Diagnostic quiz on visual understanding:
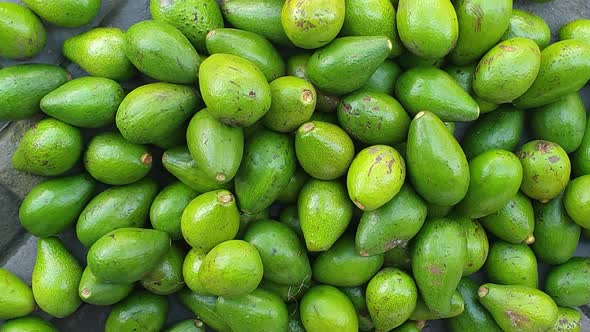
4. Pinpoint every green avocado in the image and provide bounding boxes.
[63,28,135,81]
[76,178,158,247]
[206,28,285,81]
[300,285,358,332]
[383,244,412,270]
[0,316,58,332]
[531,93,587,153]
[262,76,317,133]
[295,121,355,180]
[0,269,34,319]
[150,181,198,240]
[339,287,374,332]
[397,0,458,59]
[278,205,303,237]
[337,90,410,145]
[116,82,200,145]
[78,267,134,306]
[199,53,271,127]
[20,173,95,238]
[451,217,489,276]
[548,307,582,332]
[533,192,581,265]
[87,228,171,284]
[307,36,393,95]
[513,39,590,109]
[125,20,200,84]
[448,278,502,332]
[238,208,270,238]
[216,288,289,332]
[361,59,402,94]
[393,321,425,332]
[445,63,476,93]
[141,244,185,295]
[564,175,590,229]
[412,218,466,316]
[406,111,470,206]
[277,169,308,204]
[395,66,479,121]
[397,52,446,69]
[177,289,231,332]
[150,0,223,53]
[570,115,590,177]
[22,0,99,27]
[298,179,353,252]
[560,18,590,43]
[235,130,296,213]
[105,290,168,332]
[480,191,535,244]
[12,118,82,176]
[281,0,344,49]
[517,140,571,203]
[258,278,312,303]
[473,37,541,104]
[164,319,205,332]
[426,203,453,219]
[502,9,551,49]
[461,105,525,159]
[0,64,69,120]
[454,149,523,218]
[41,77,124,128]
[485,241,538,288]
[545,257,590,307]
[32,238,82,318]
[347,145,406,211]
[183,248,210,295]
[356,184,427,257]
[450,0,512,65]
[0,3,46,60]
[410,291,465,320]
